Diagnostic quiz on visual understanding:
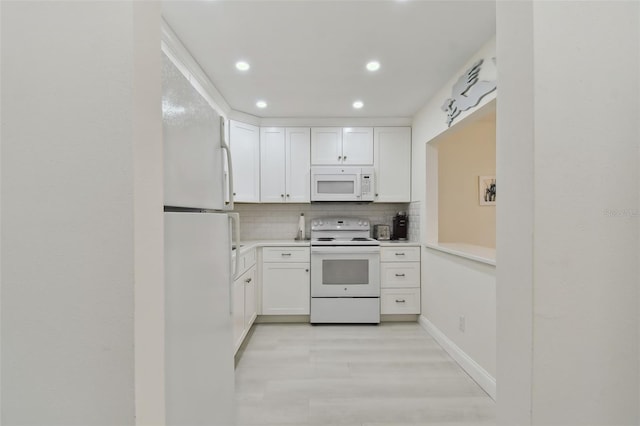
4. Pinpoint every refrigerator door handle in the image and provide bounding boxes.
[220,117,235,211]
[229,213,241,280]
[228,212,241,315]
